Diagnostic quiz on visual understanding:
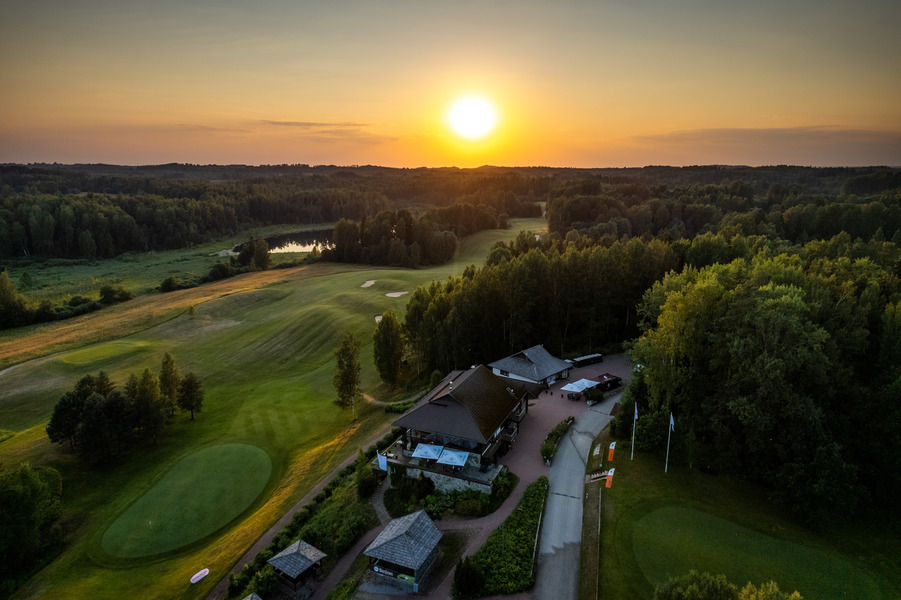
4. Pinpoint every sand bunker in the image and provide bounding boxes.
[386,291,408,298]
[361,280,376,288]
